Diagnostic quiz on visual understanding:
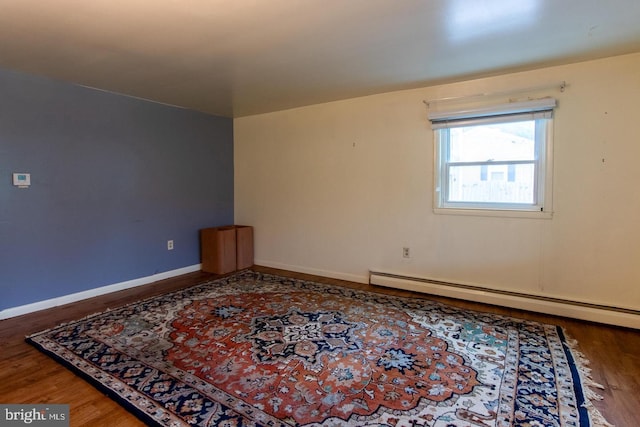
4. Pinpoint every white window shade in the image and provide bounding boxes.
[428,98,557,129]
